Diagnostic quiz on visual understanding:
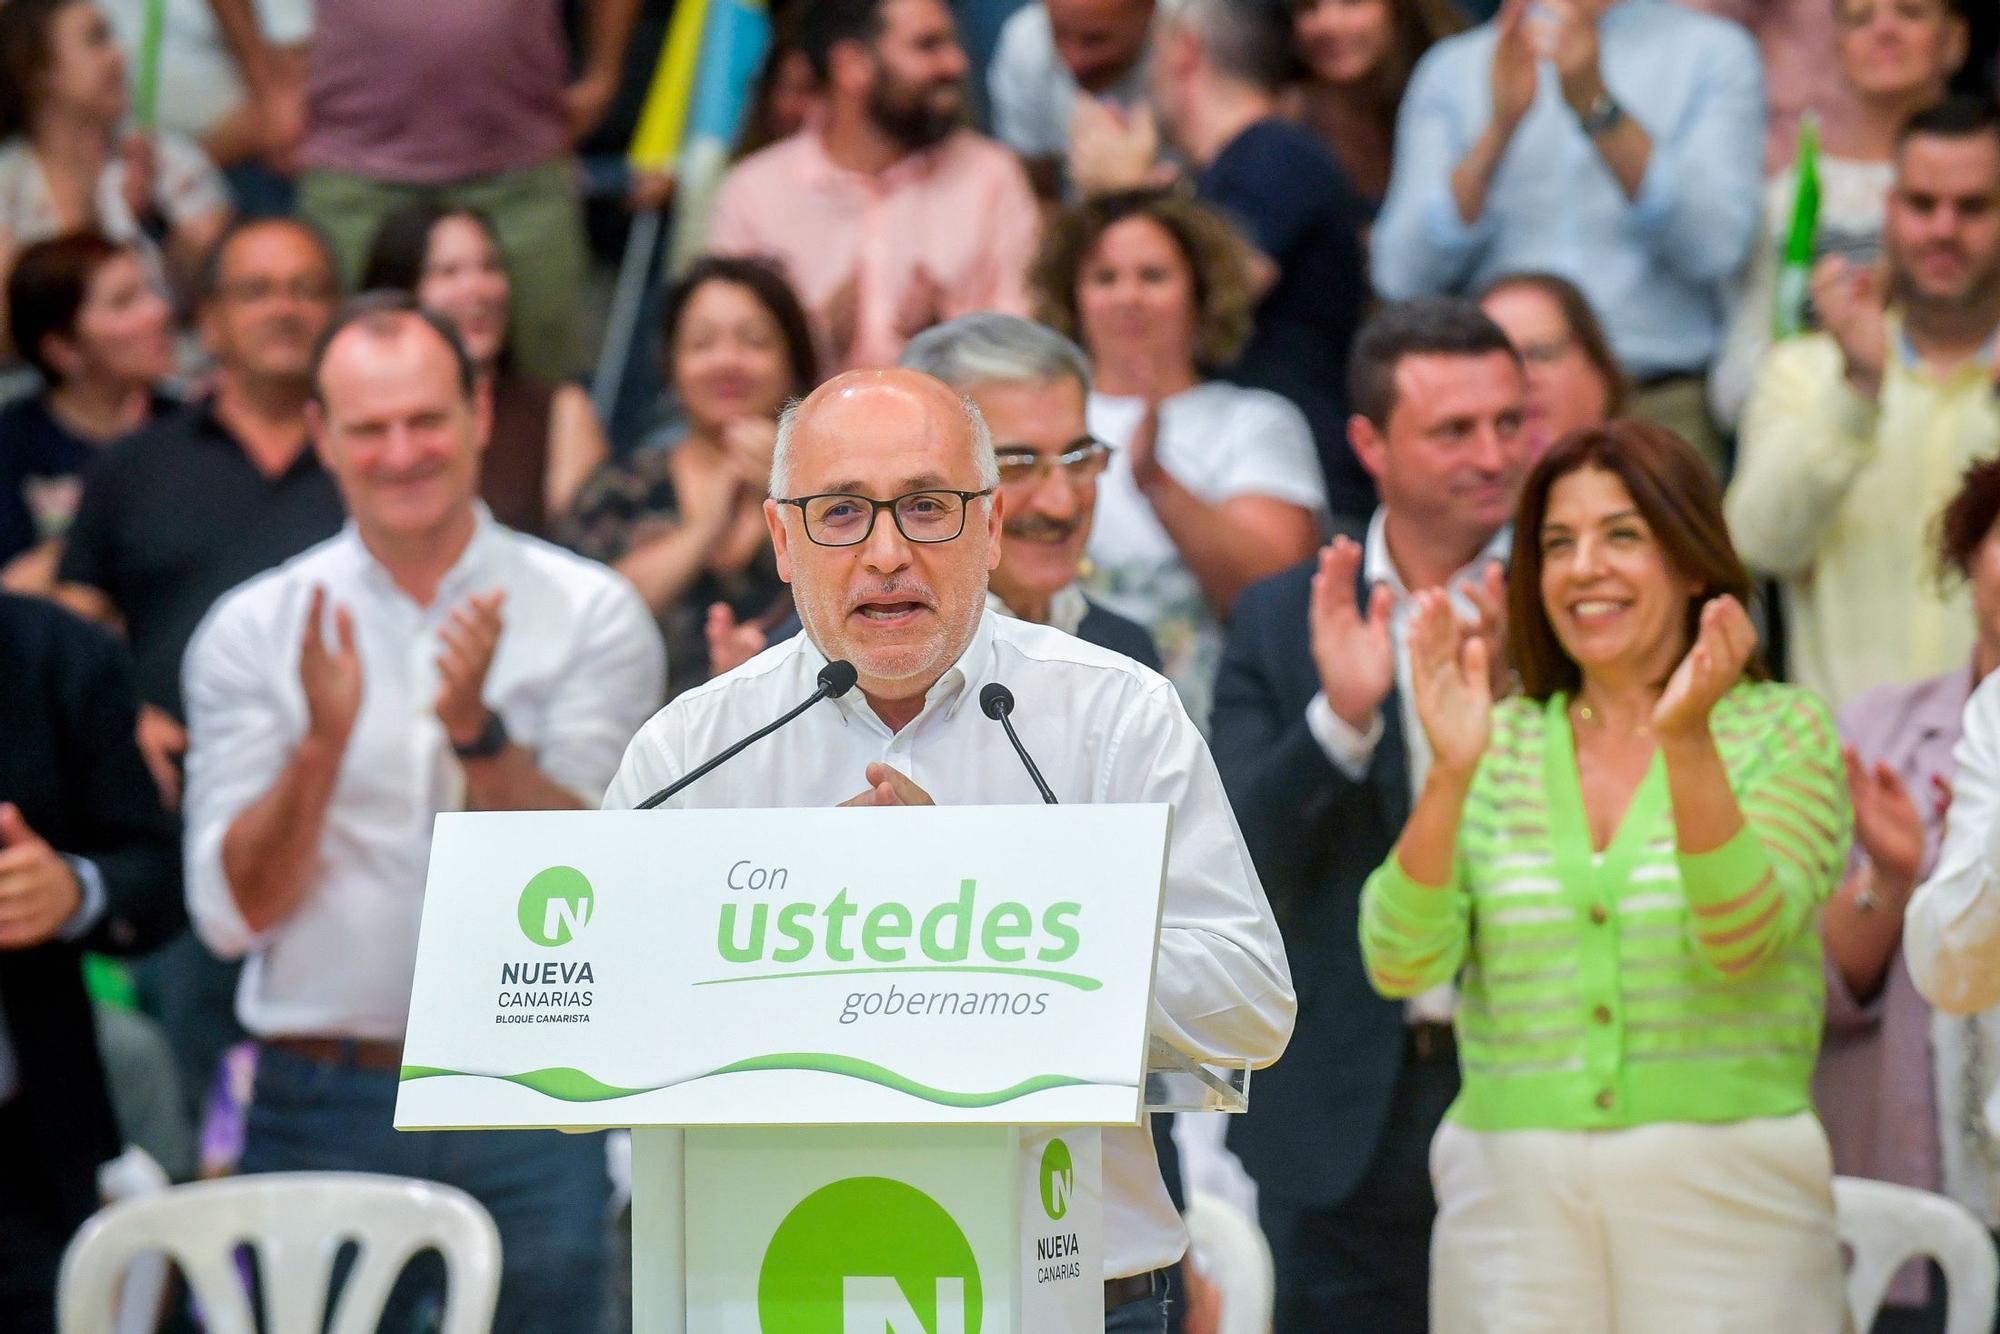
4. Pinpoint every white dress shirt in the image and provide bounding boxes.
[603,608,1295,1280]
[1304,508,1511,1025]
[1908,670,2000,1016]
[182,510,665,1041]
